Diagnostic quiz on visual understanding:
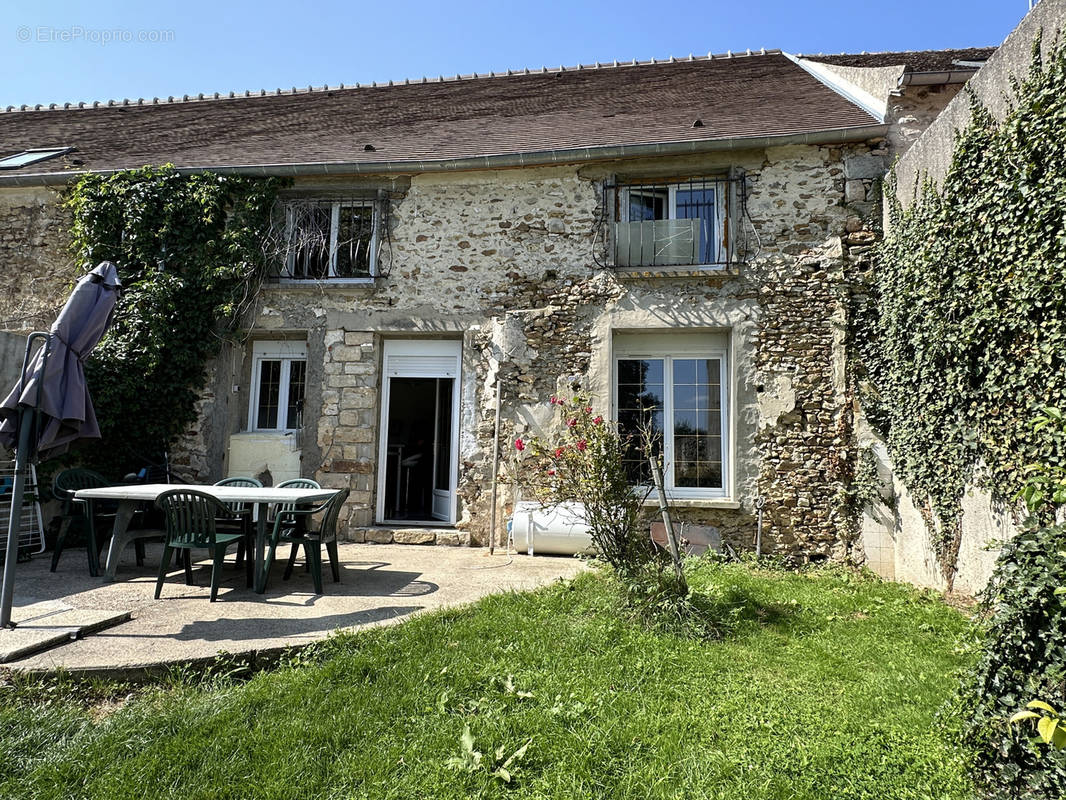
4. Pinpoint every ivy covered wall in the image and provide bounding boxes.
[856,33,1066,589]
[64,166,286,476]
